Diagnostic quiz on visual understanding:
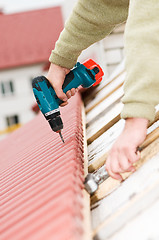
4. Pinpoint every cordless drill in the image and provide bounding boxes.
[32,59,104,142]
